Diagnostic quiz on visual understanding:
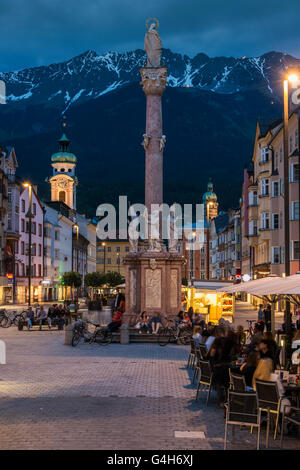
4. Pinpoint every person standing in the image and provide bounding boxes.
[263,304,272,332]
[295,307,300,330]
[257,304,265,330]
